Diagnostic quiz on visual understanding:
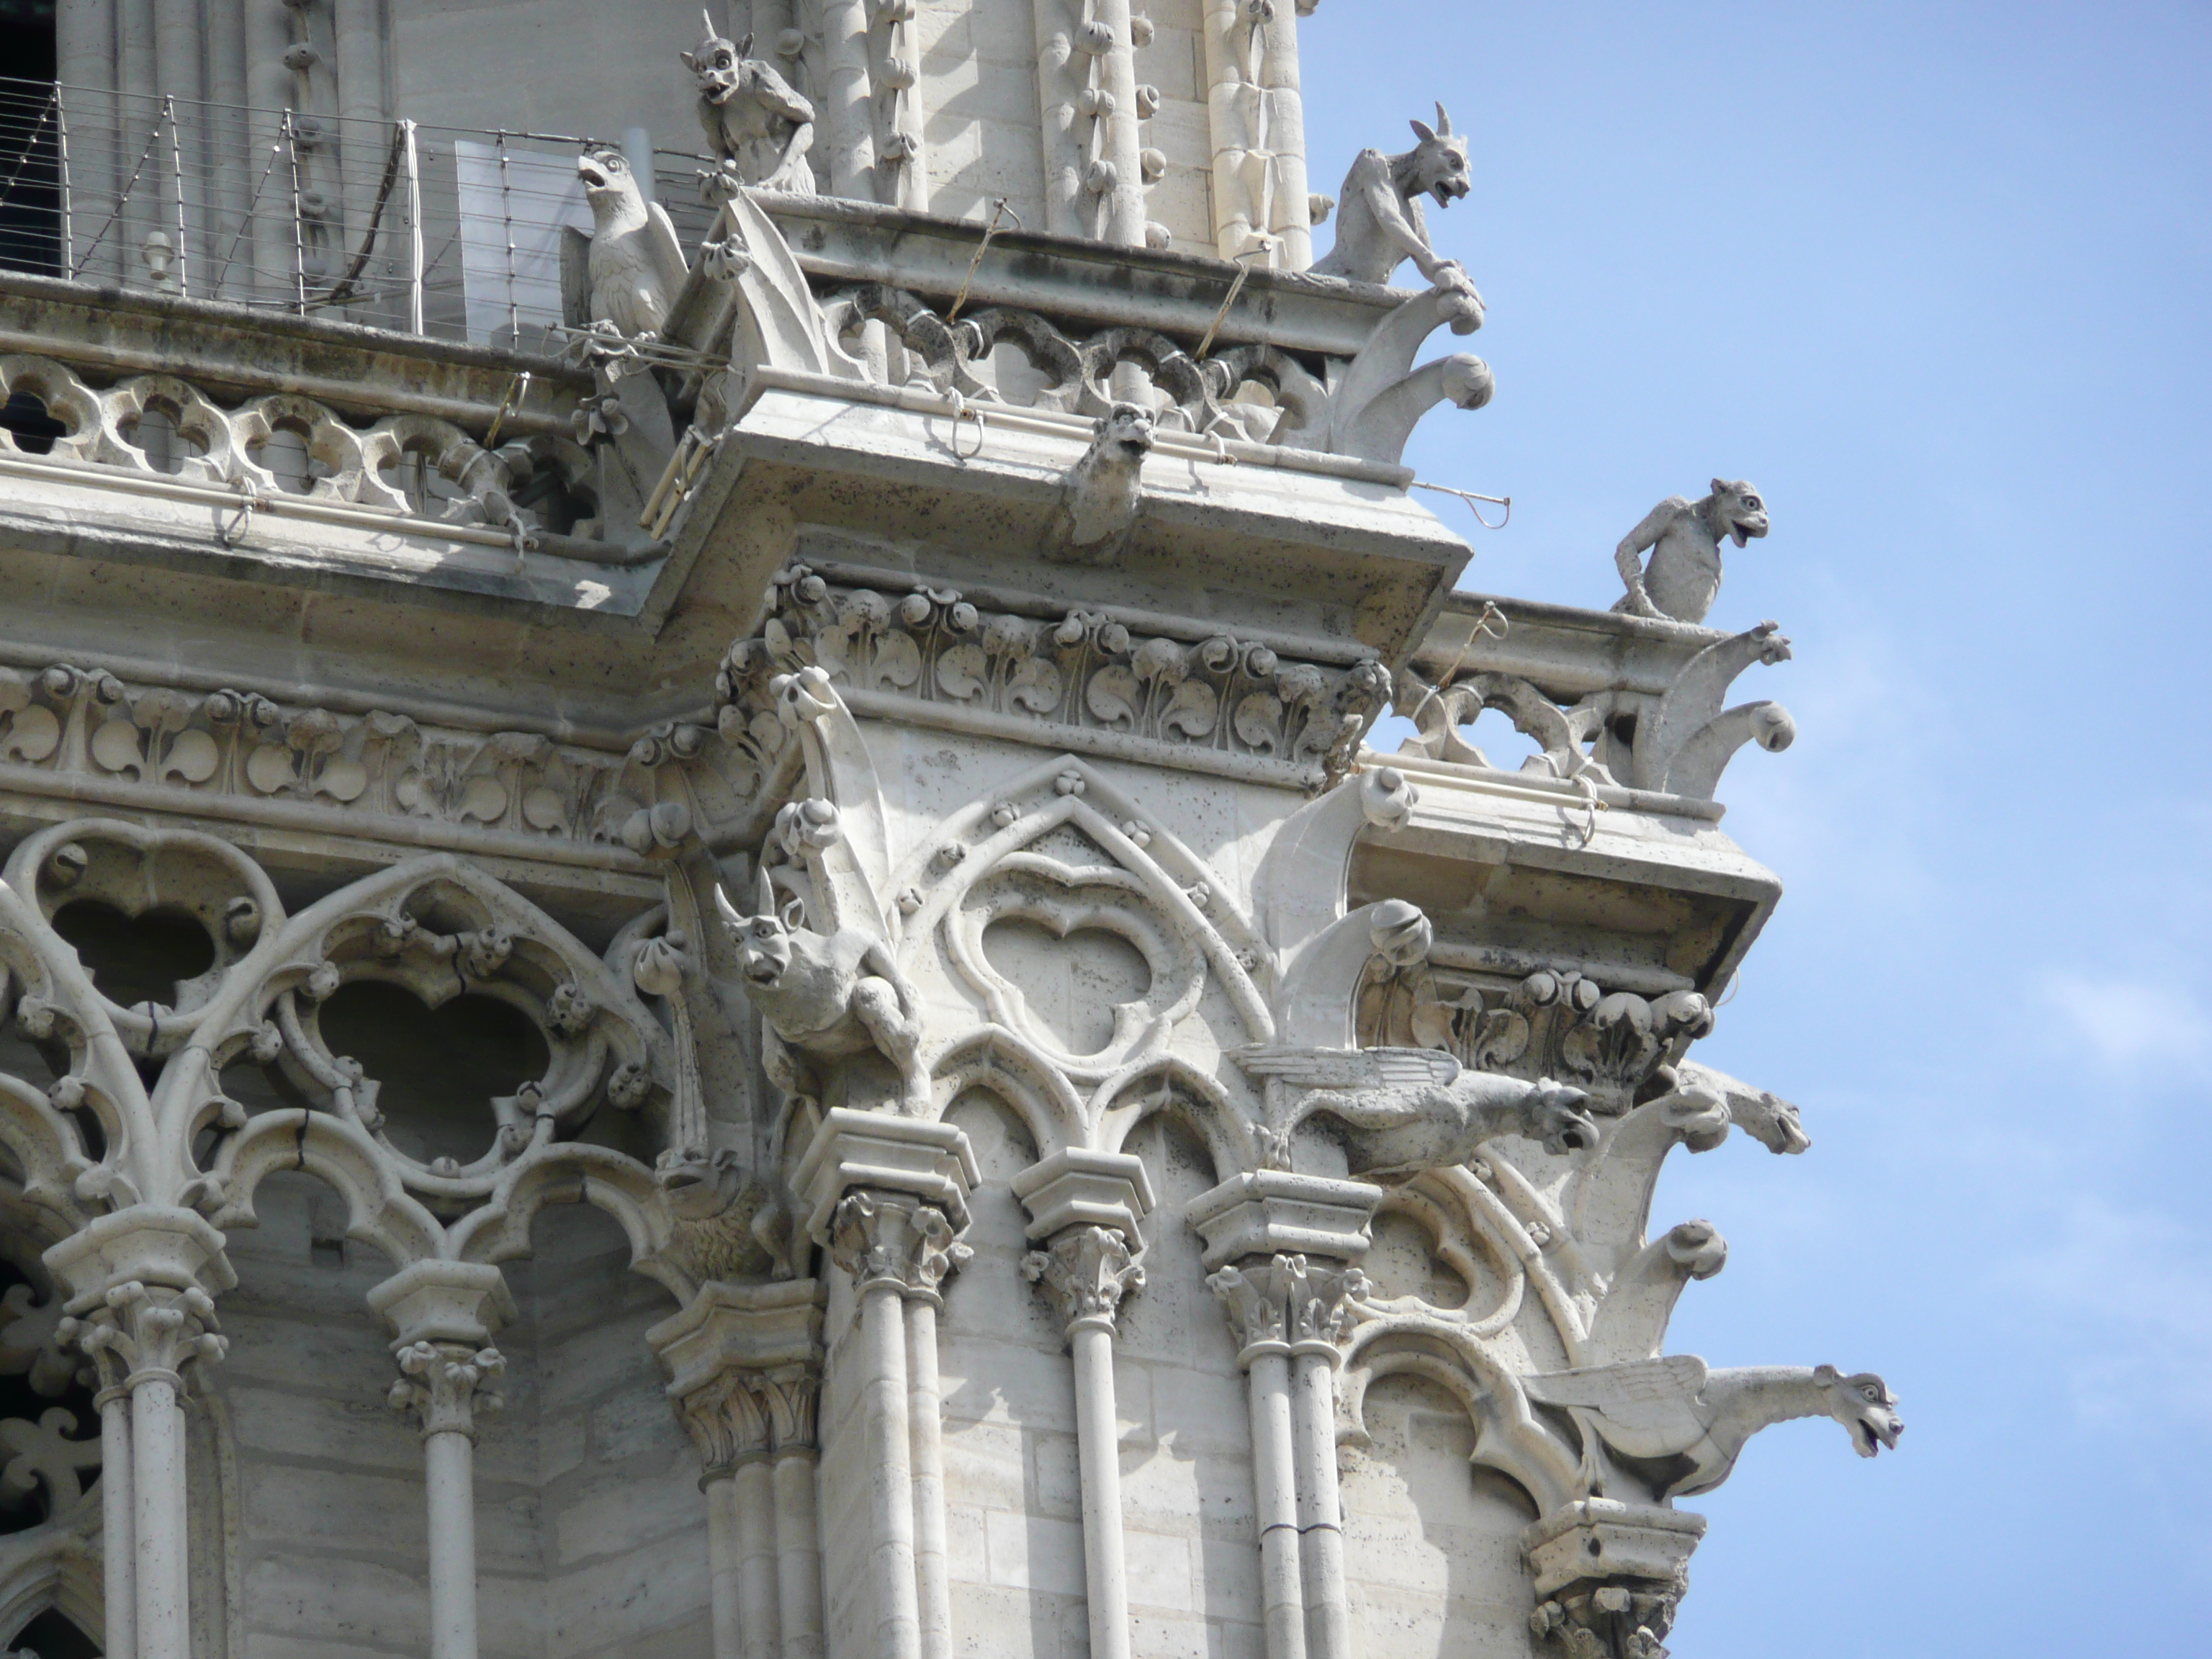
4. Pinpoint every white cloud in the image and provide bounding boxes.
[2038,971,2212,1071]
